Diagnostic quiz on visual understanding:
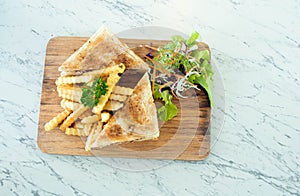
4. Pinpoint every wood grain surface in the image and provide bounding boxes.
[37,37,211,161]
